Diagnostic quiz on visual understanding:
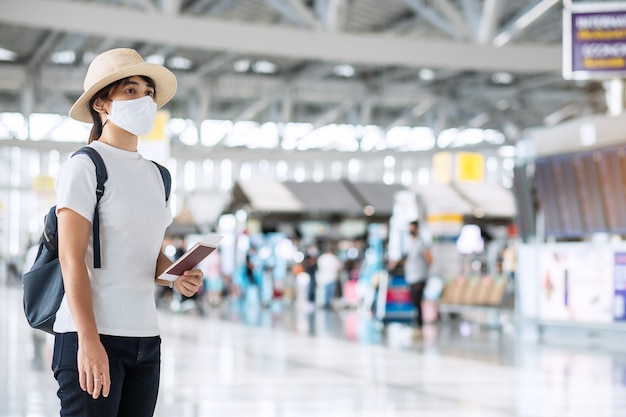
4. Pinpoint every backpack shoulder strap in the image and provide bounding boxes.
[73,147,108,202]
[72,146,108,268]
[151,161,171,202]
